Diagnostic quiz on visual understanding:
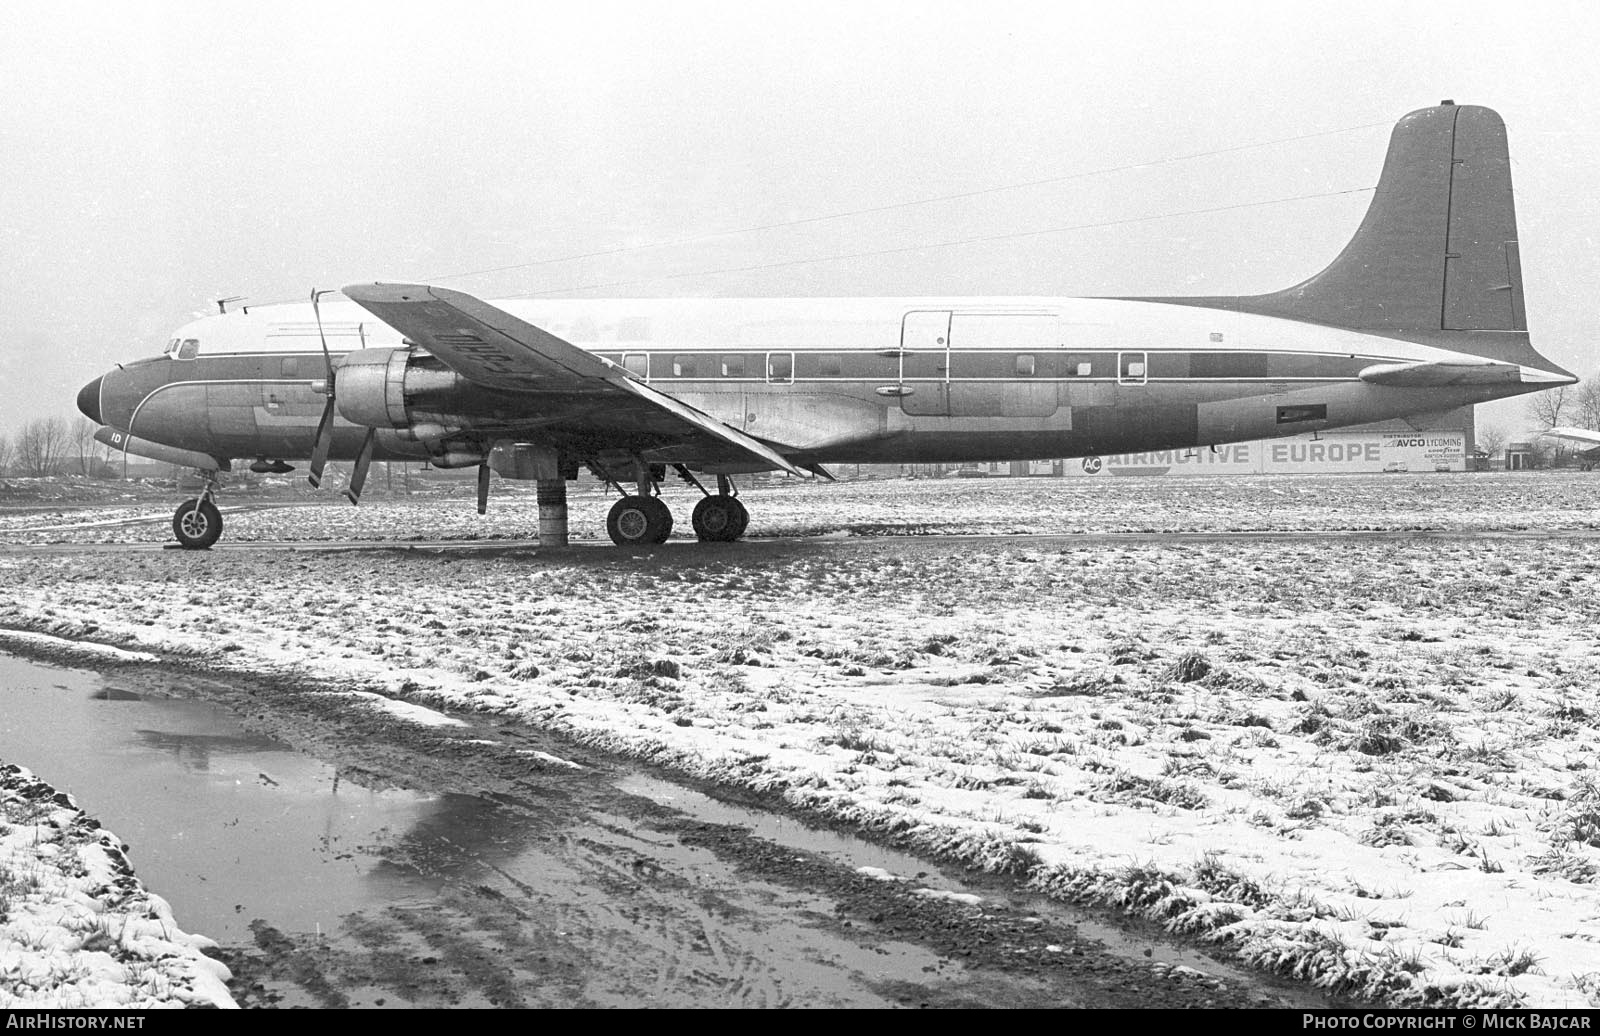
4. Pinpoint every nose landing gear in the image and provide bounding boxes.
[172,470,224,550]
